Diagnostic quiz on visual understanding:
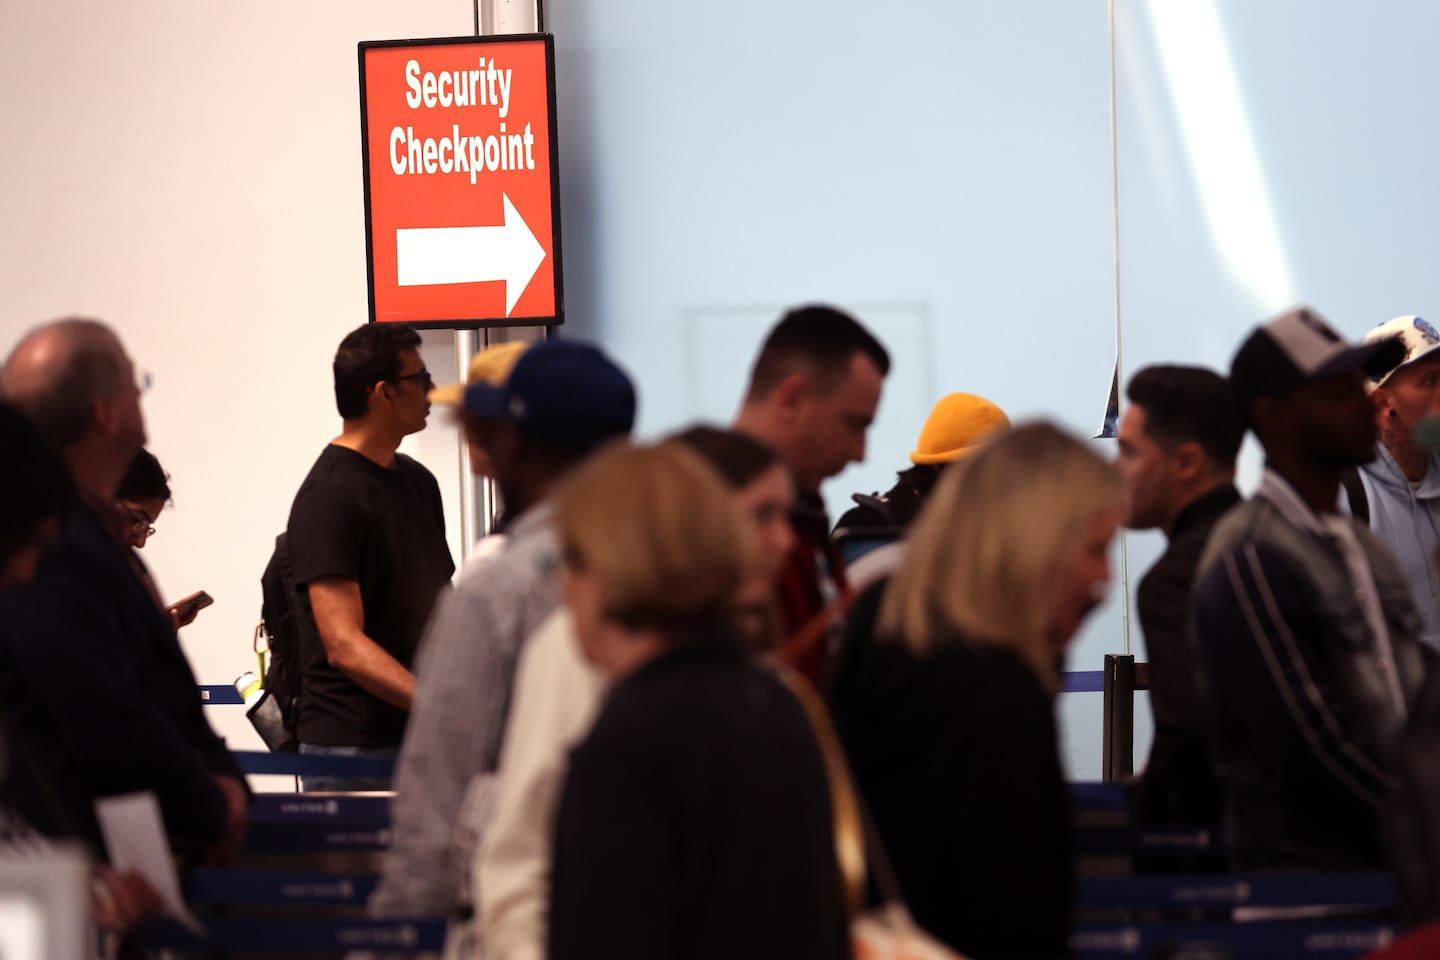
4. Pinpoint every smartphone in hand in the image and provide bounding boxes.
[168,590,213,628]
